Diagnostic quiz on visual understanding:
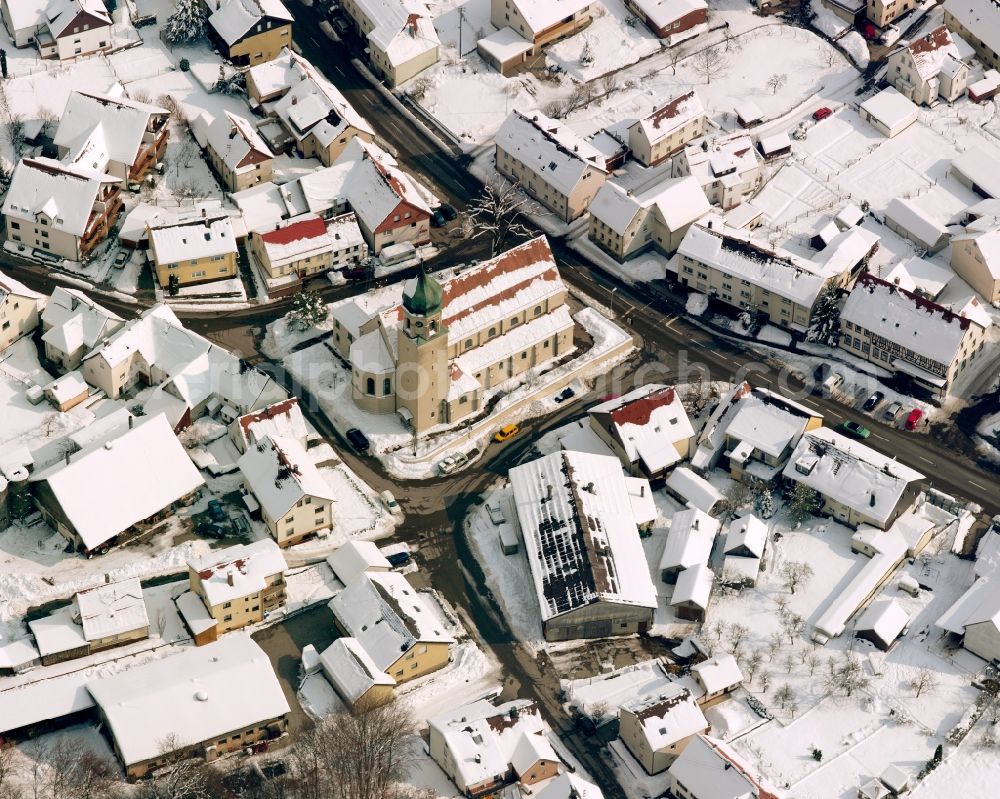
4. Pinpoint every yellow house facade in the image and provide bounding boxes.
[207,0,294,66]
[148,213,239,288]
